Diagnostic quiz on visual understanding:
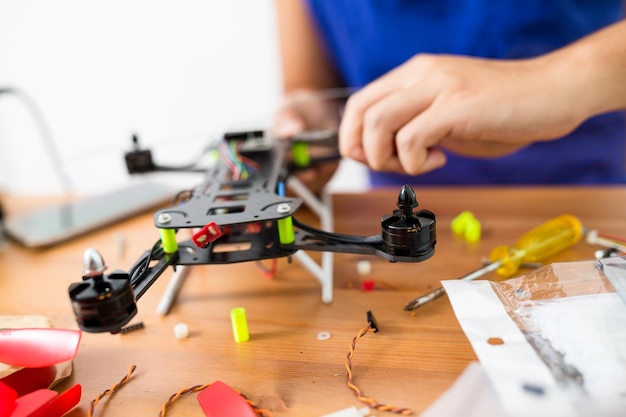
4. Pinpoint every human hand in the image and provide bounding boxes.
[273,90,344,137]
[273,90,345,194]
[339,53,588,175]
